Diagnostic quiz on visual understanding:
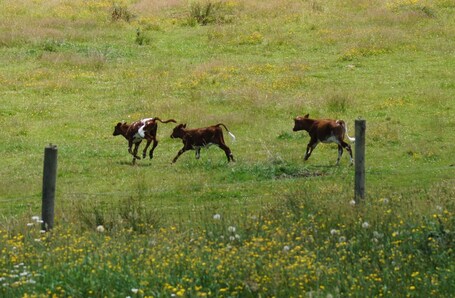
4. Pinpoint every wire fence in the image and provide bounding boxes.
[1,165,454,215]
